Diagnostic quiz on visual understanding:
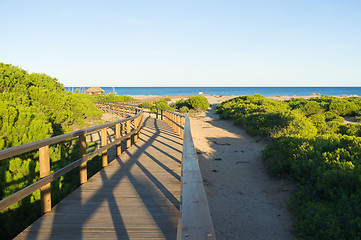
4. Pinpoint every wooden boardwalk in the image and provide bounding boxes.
[15,117,182,239]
